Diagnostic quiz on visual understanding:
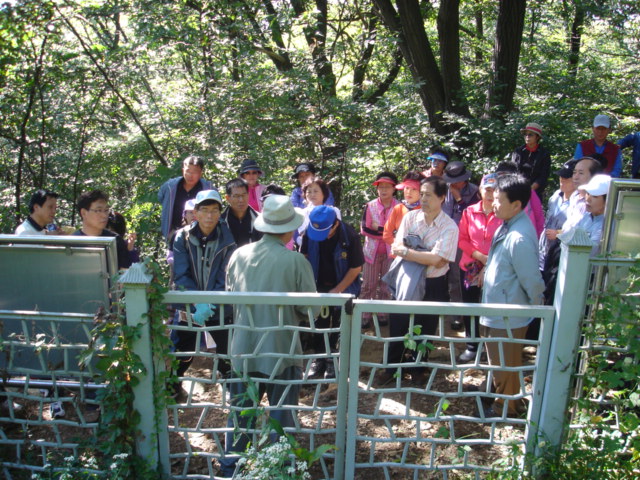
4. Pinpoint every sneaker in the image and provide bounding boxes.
[458,349,478,363]
[50,401,65,419]
[324,360,336,379]
[308,359,326,379]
